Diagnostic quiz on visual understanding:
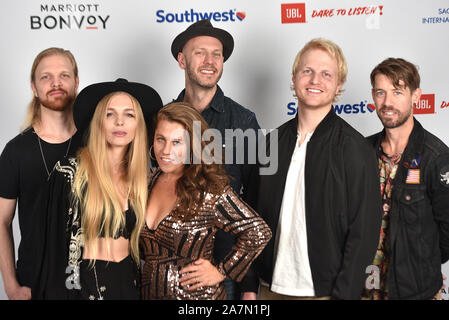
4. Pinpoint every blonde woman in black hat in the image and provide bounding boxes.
[31,79,162,300]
